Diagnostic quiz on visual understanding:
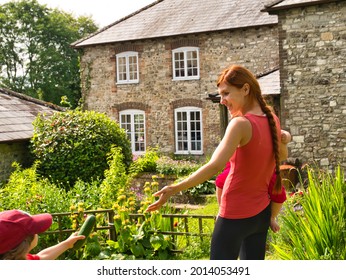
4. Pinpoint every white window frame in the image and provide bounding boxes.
[174,107,203,155]
[119,109,146,155]
[172,47,200,81]
[116,51,139,84]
